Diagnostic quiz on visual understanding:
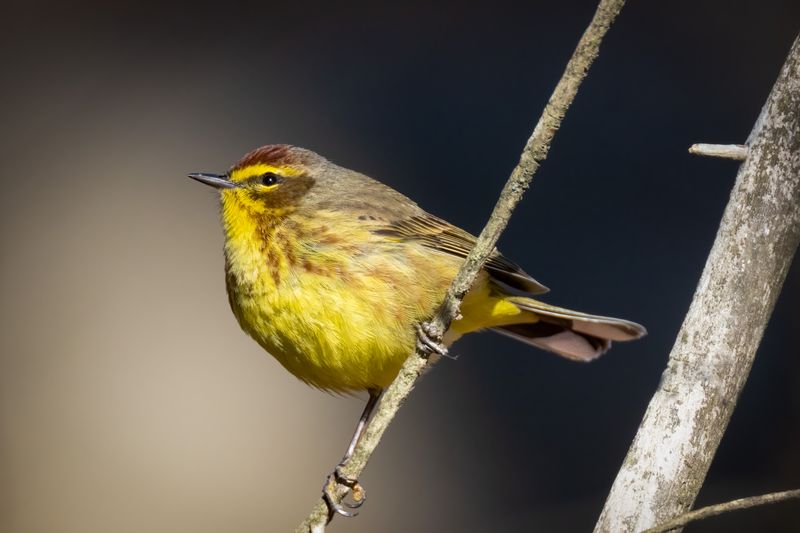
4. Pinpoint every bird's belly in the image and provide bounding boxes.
[226,268,422,392]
